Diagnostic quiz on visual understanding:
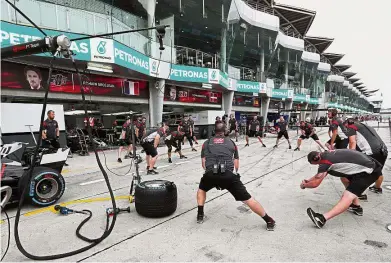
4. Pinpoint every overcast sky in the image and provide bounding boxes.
[277,0,391,108]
